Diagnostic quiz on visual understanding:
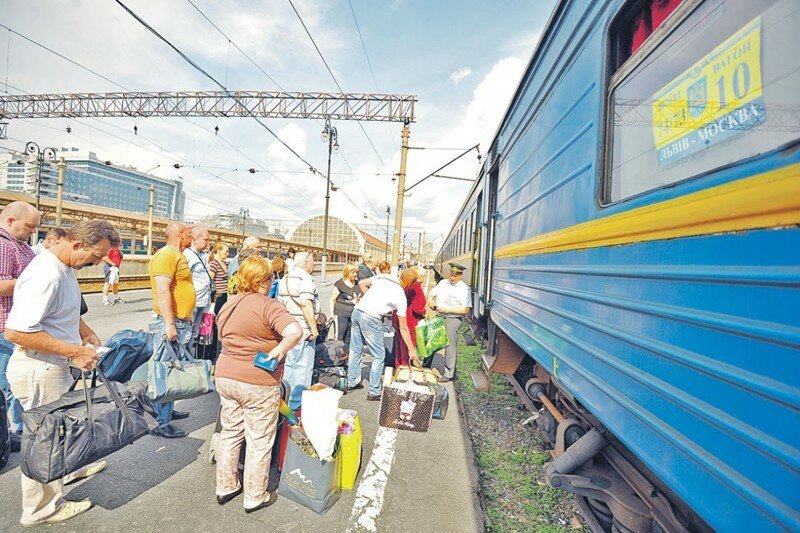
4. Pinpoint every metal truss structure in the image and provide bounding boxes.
[613,99,800,132]
[0,91,416,122]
